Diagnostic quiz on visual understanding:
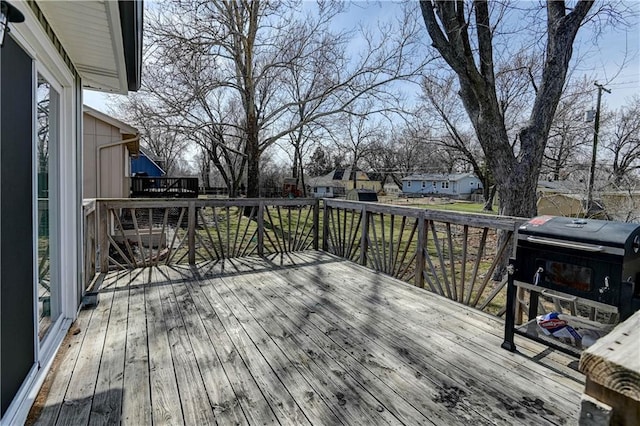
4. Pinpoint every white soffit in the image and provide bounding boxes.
[38,0,129,94]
